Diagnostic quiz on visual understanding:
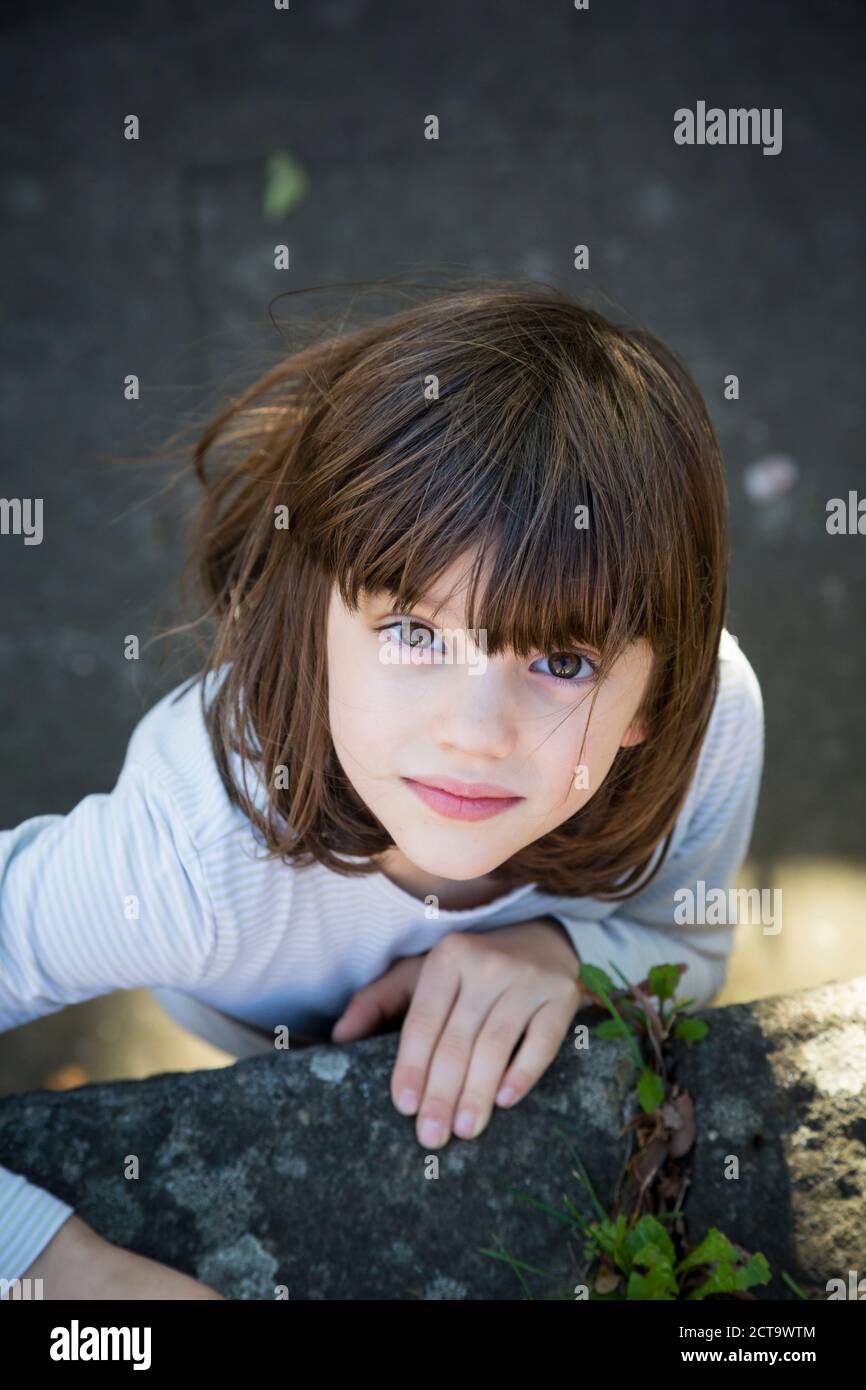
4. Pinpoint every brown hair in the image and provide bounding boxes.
[171,277,728,901]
